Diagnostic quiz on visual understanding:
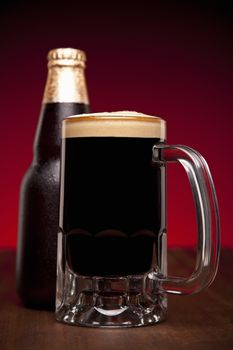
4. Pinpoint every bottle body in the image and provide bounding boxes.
[16,49,90,309]
[17,160,59,308]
